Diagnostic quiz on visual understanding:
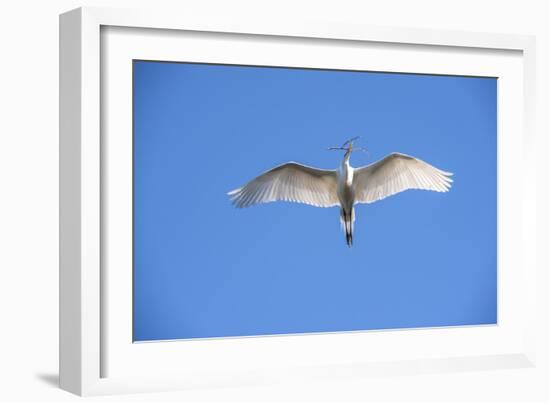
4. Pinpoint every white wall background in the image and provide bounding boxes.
[0,0,548,401]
